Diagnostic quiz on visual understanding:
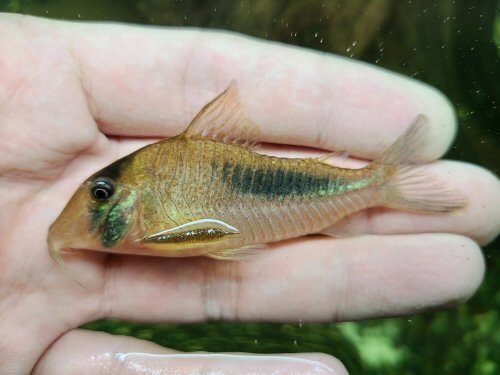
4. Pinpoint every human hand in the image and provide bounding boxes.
[1,14,499,374]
